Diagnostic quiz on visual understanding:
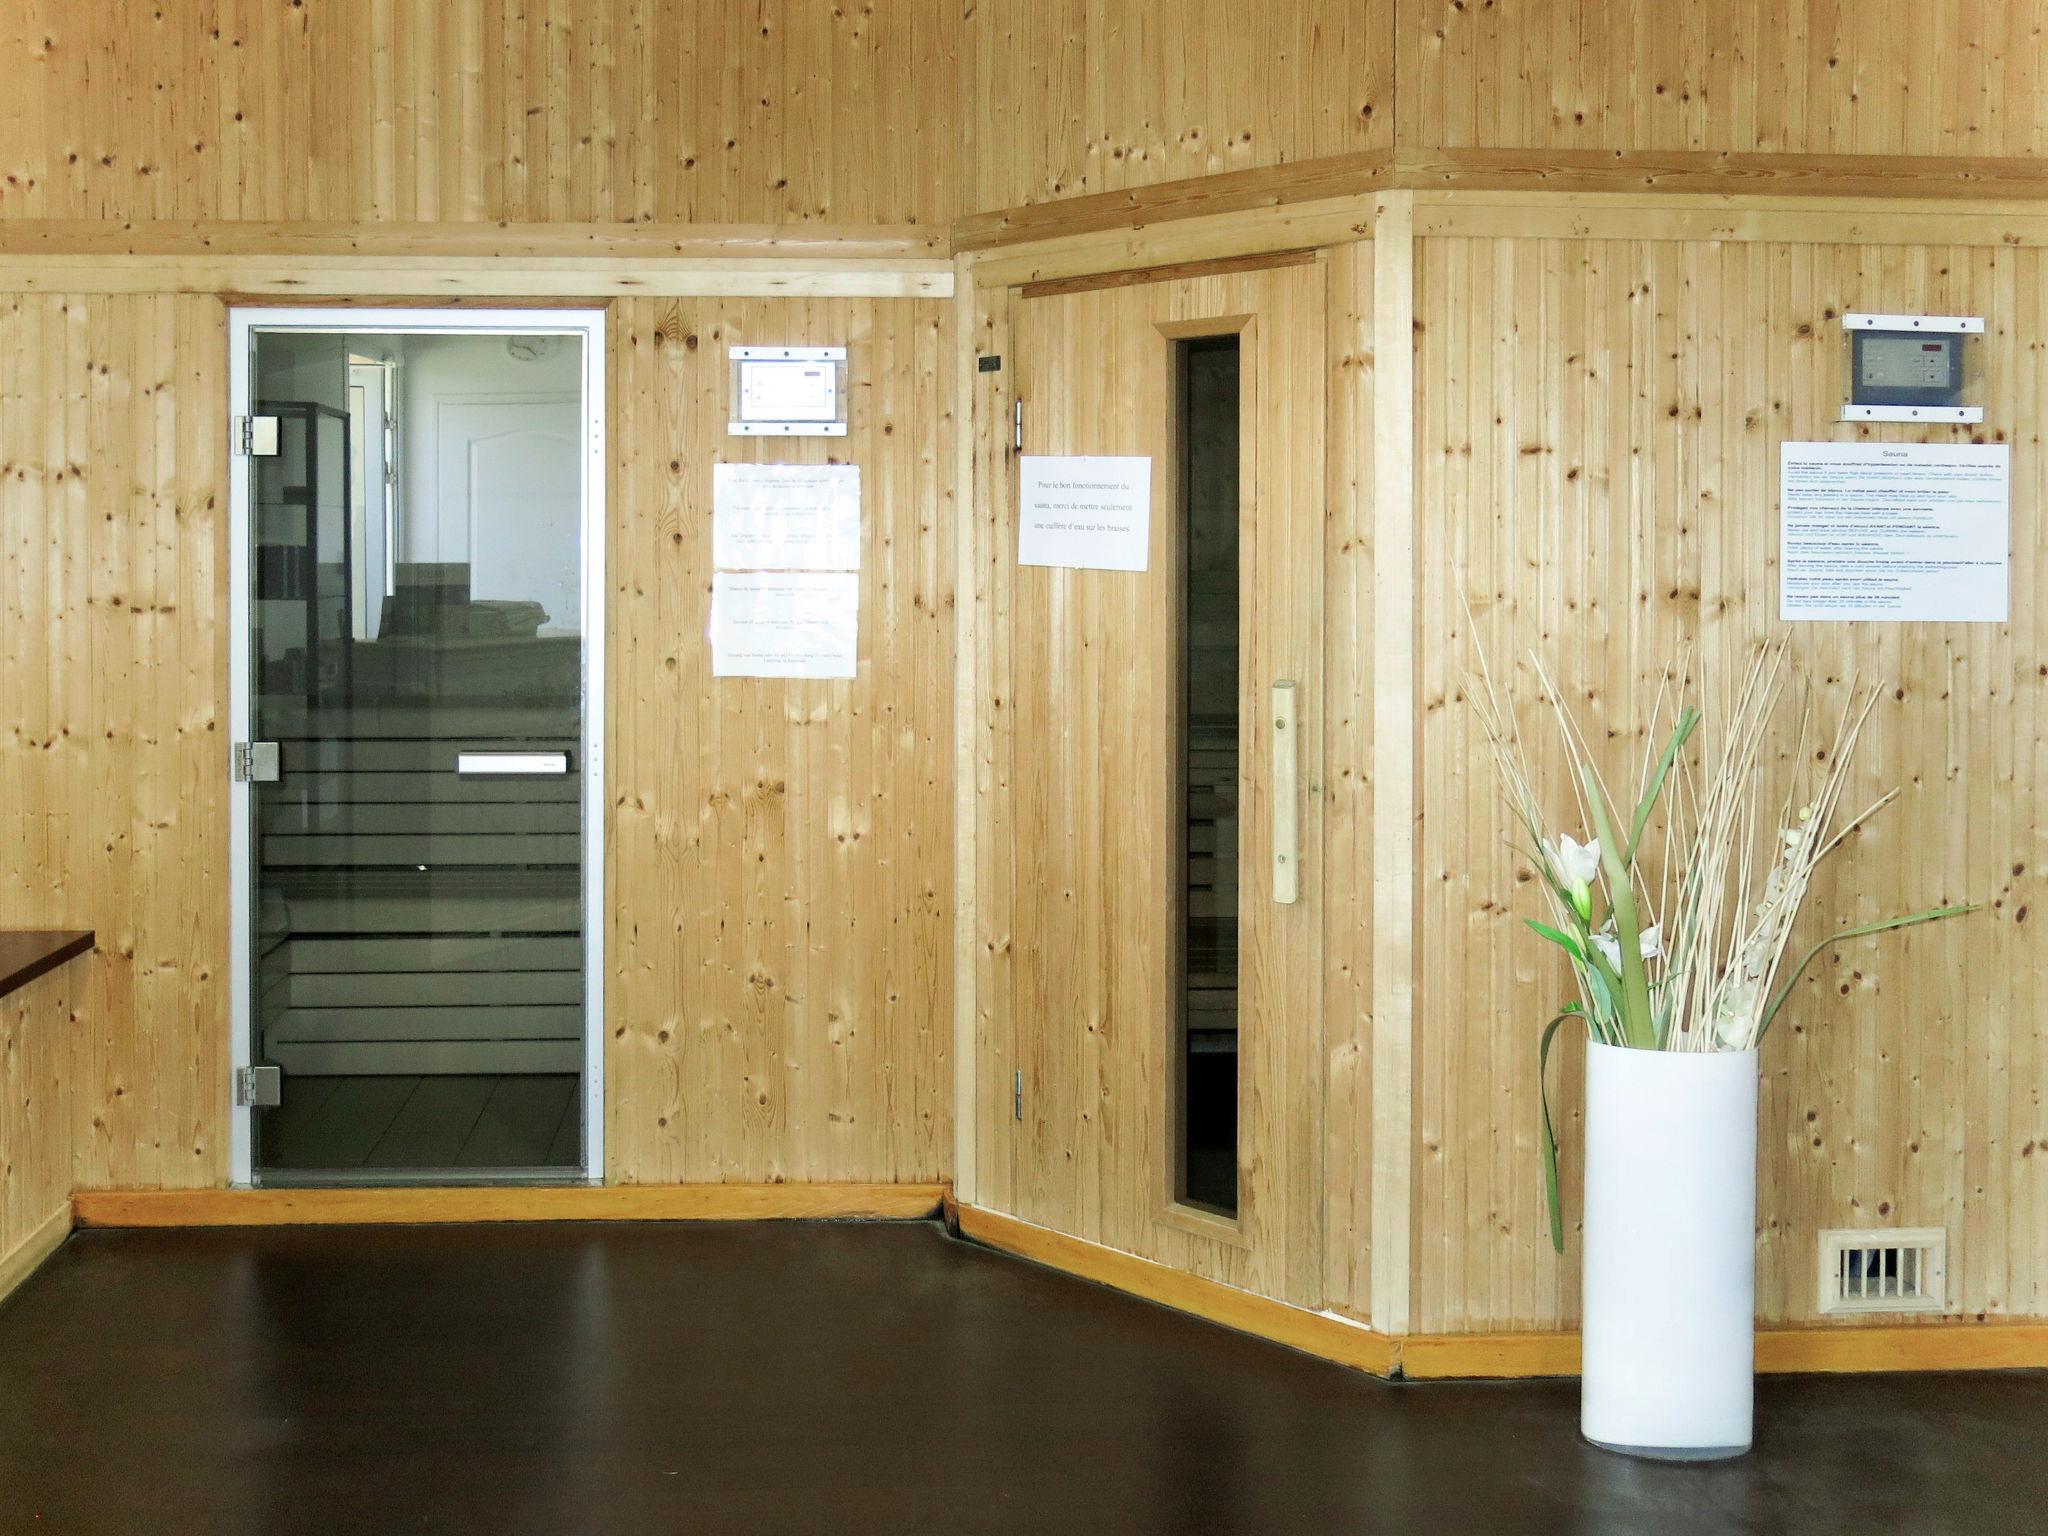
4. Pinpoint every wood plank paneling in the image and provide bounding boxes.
[0,965,75,1265]
[0,2,957,226]
[959,1,1392,215]
[1414,235,2045,1331]
[976,260,1335,1310]
[2,291,955,1192]
[1399,1,2048,157]
[0,294,228,1192]
[606,295,955,1184]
